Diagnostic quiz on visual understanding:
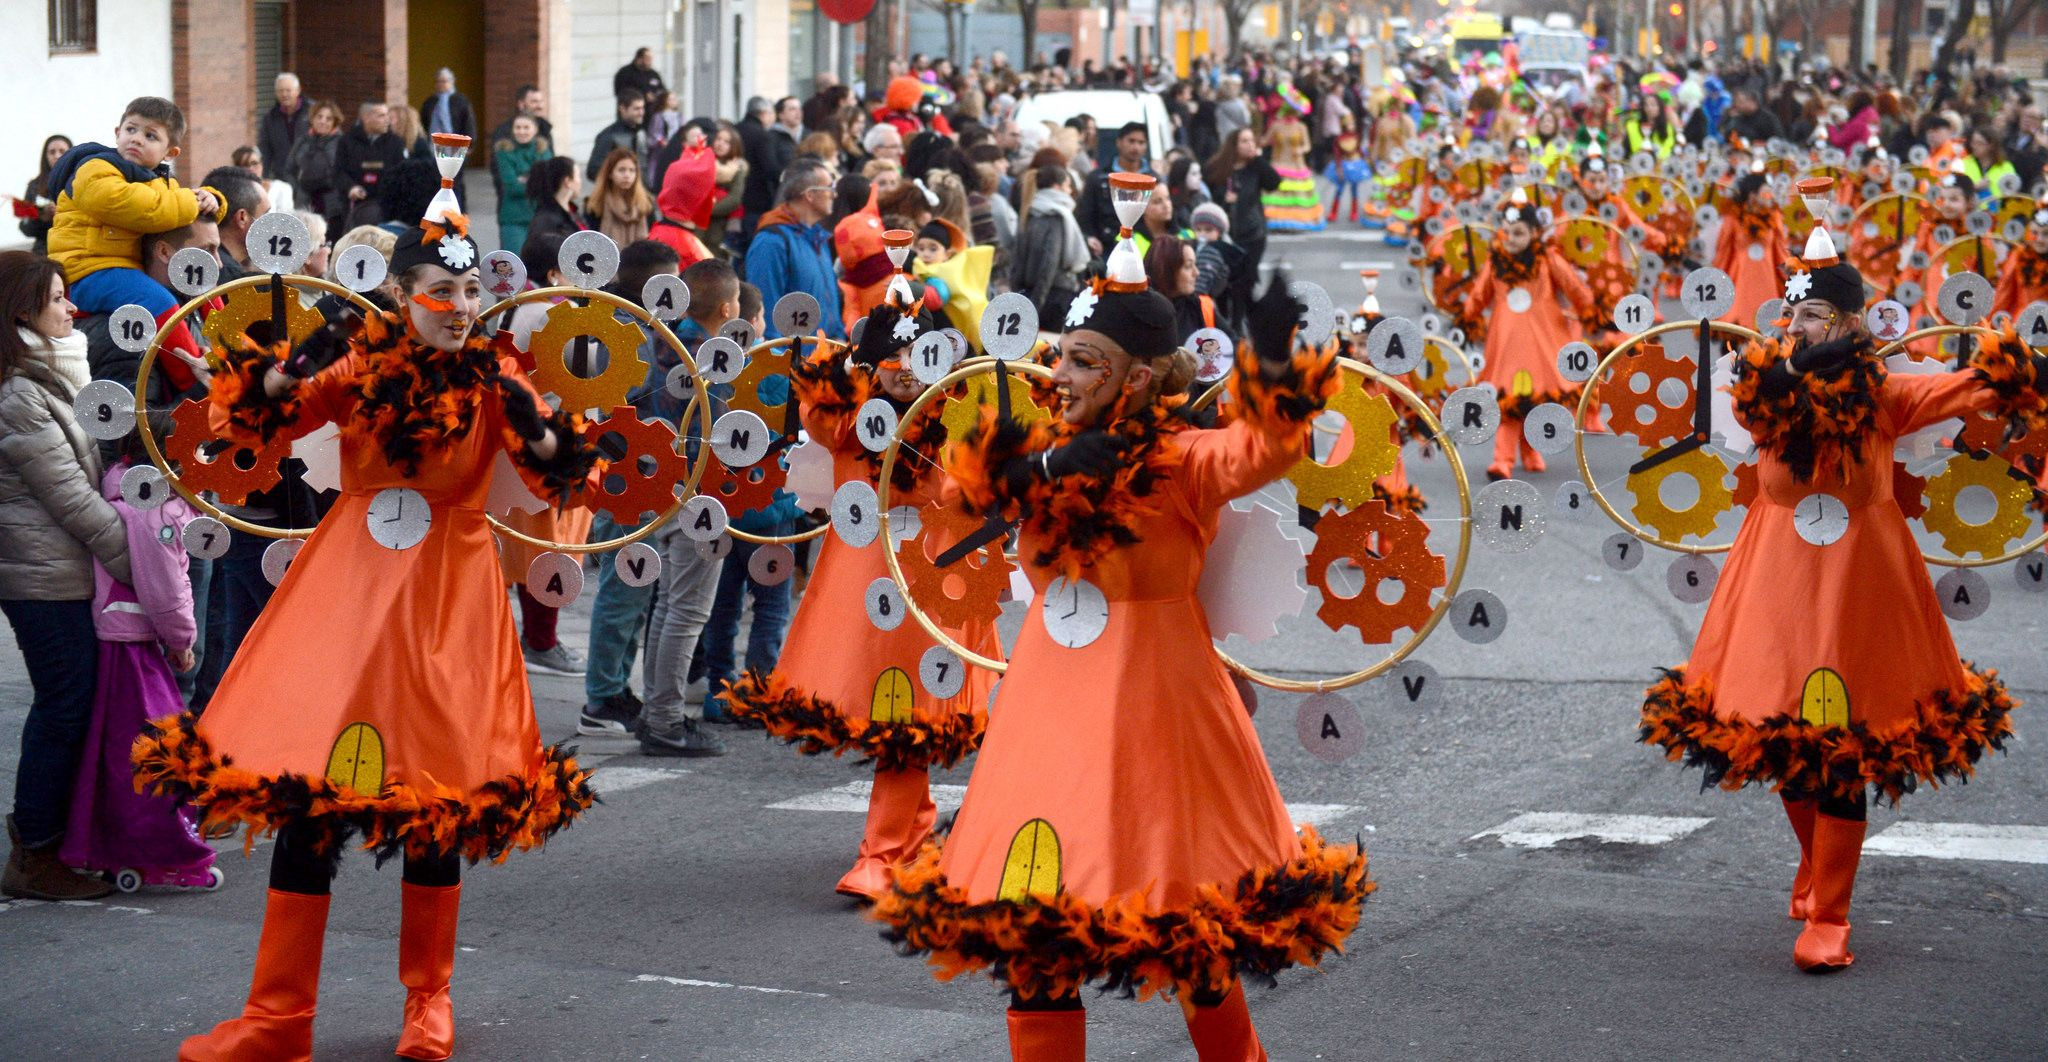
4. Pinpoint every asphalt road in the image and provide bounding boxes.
[3,224,2045,1061]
